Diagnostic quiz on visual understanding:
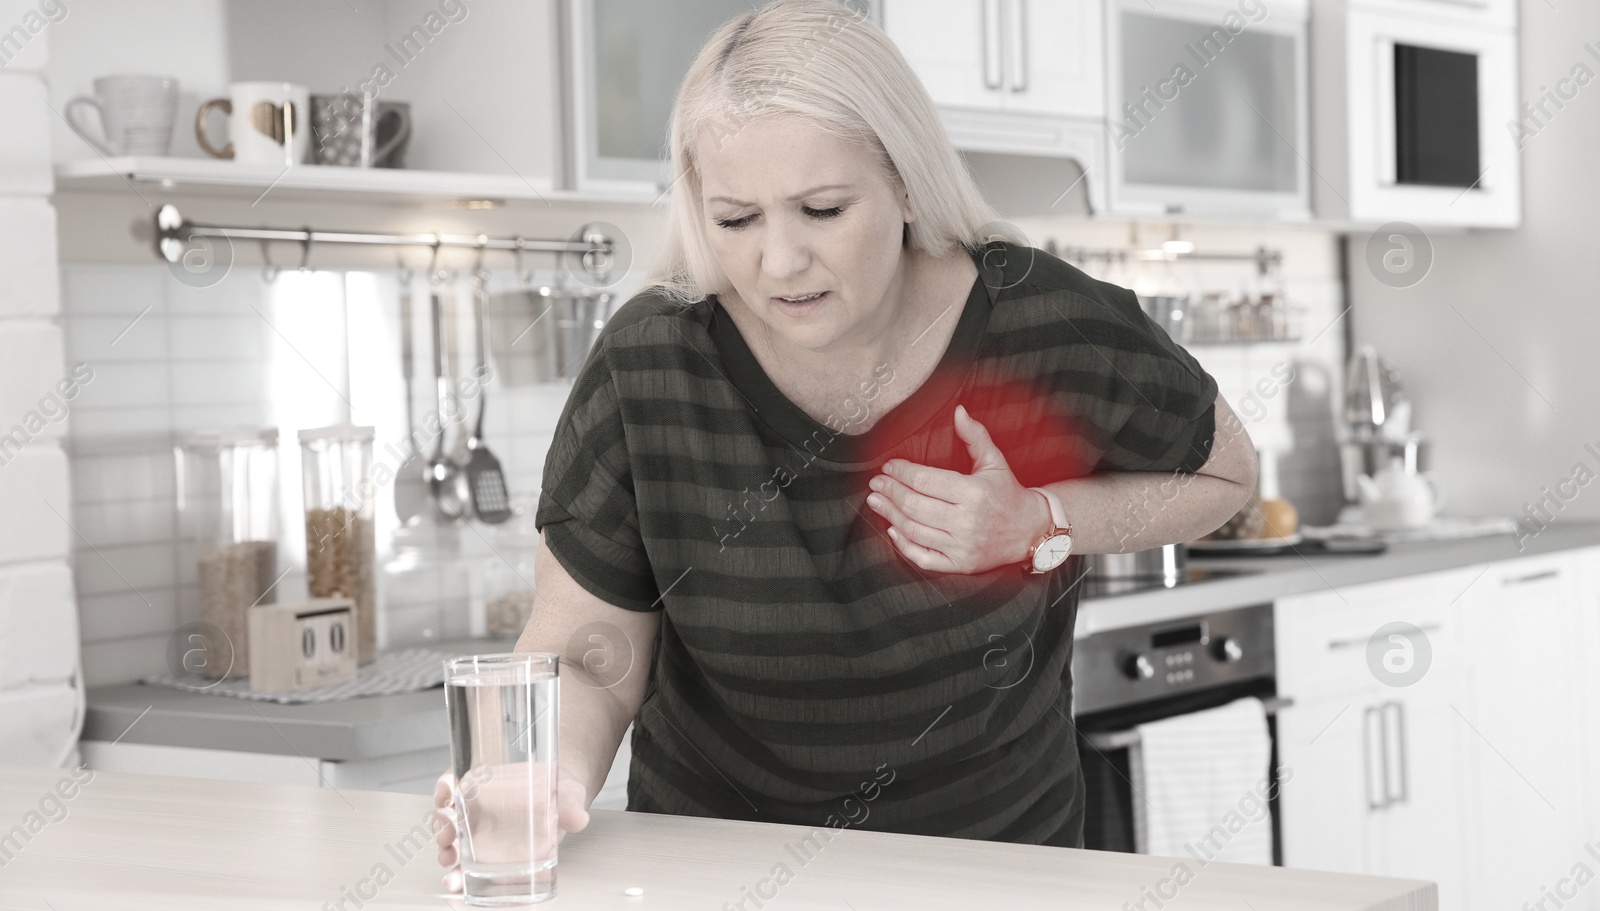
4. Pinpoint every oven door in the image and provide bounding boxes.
[1076,678,1292,864]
